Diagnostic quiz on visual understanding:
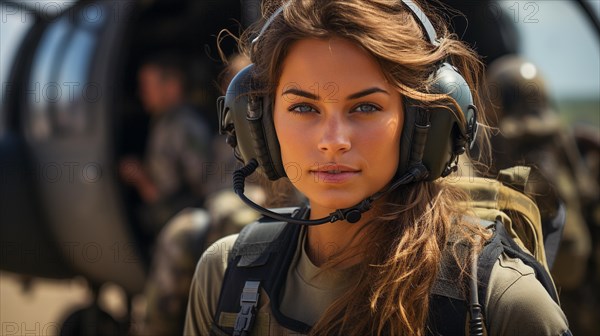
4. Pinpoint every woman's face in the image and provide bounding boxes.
[274,38,404,215]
